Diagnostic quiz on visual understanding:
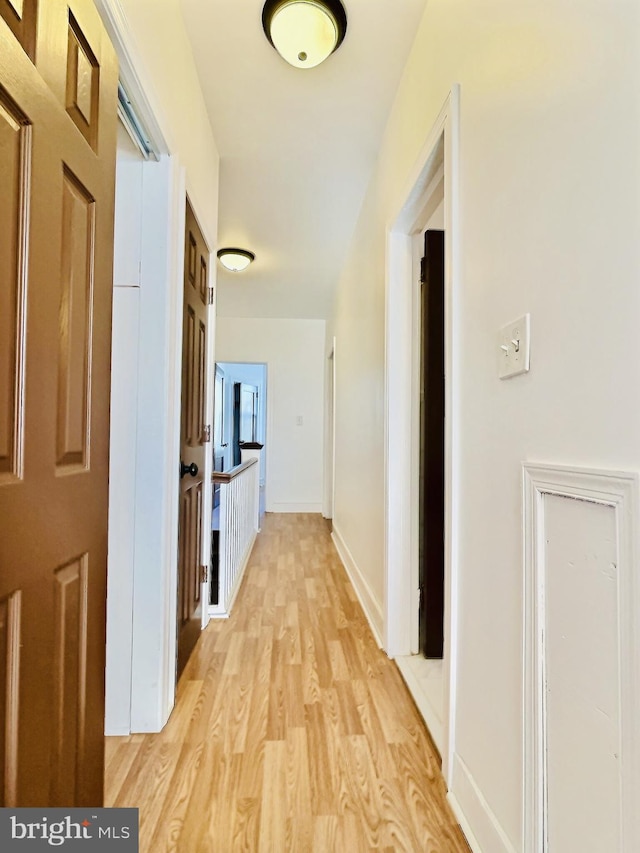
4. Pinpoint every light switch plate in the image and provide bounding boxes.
[498,313,530,379]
